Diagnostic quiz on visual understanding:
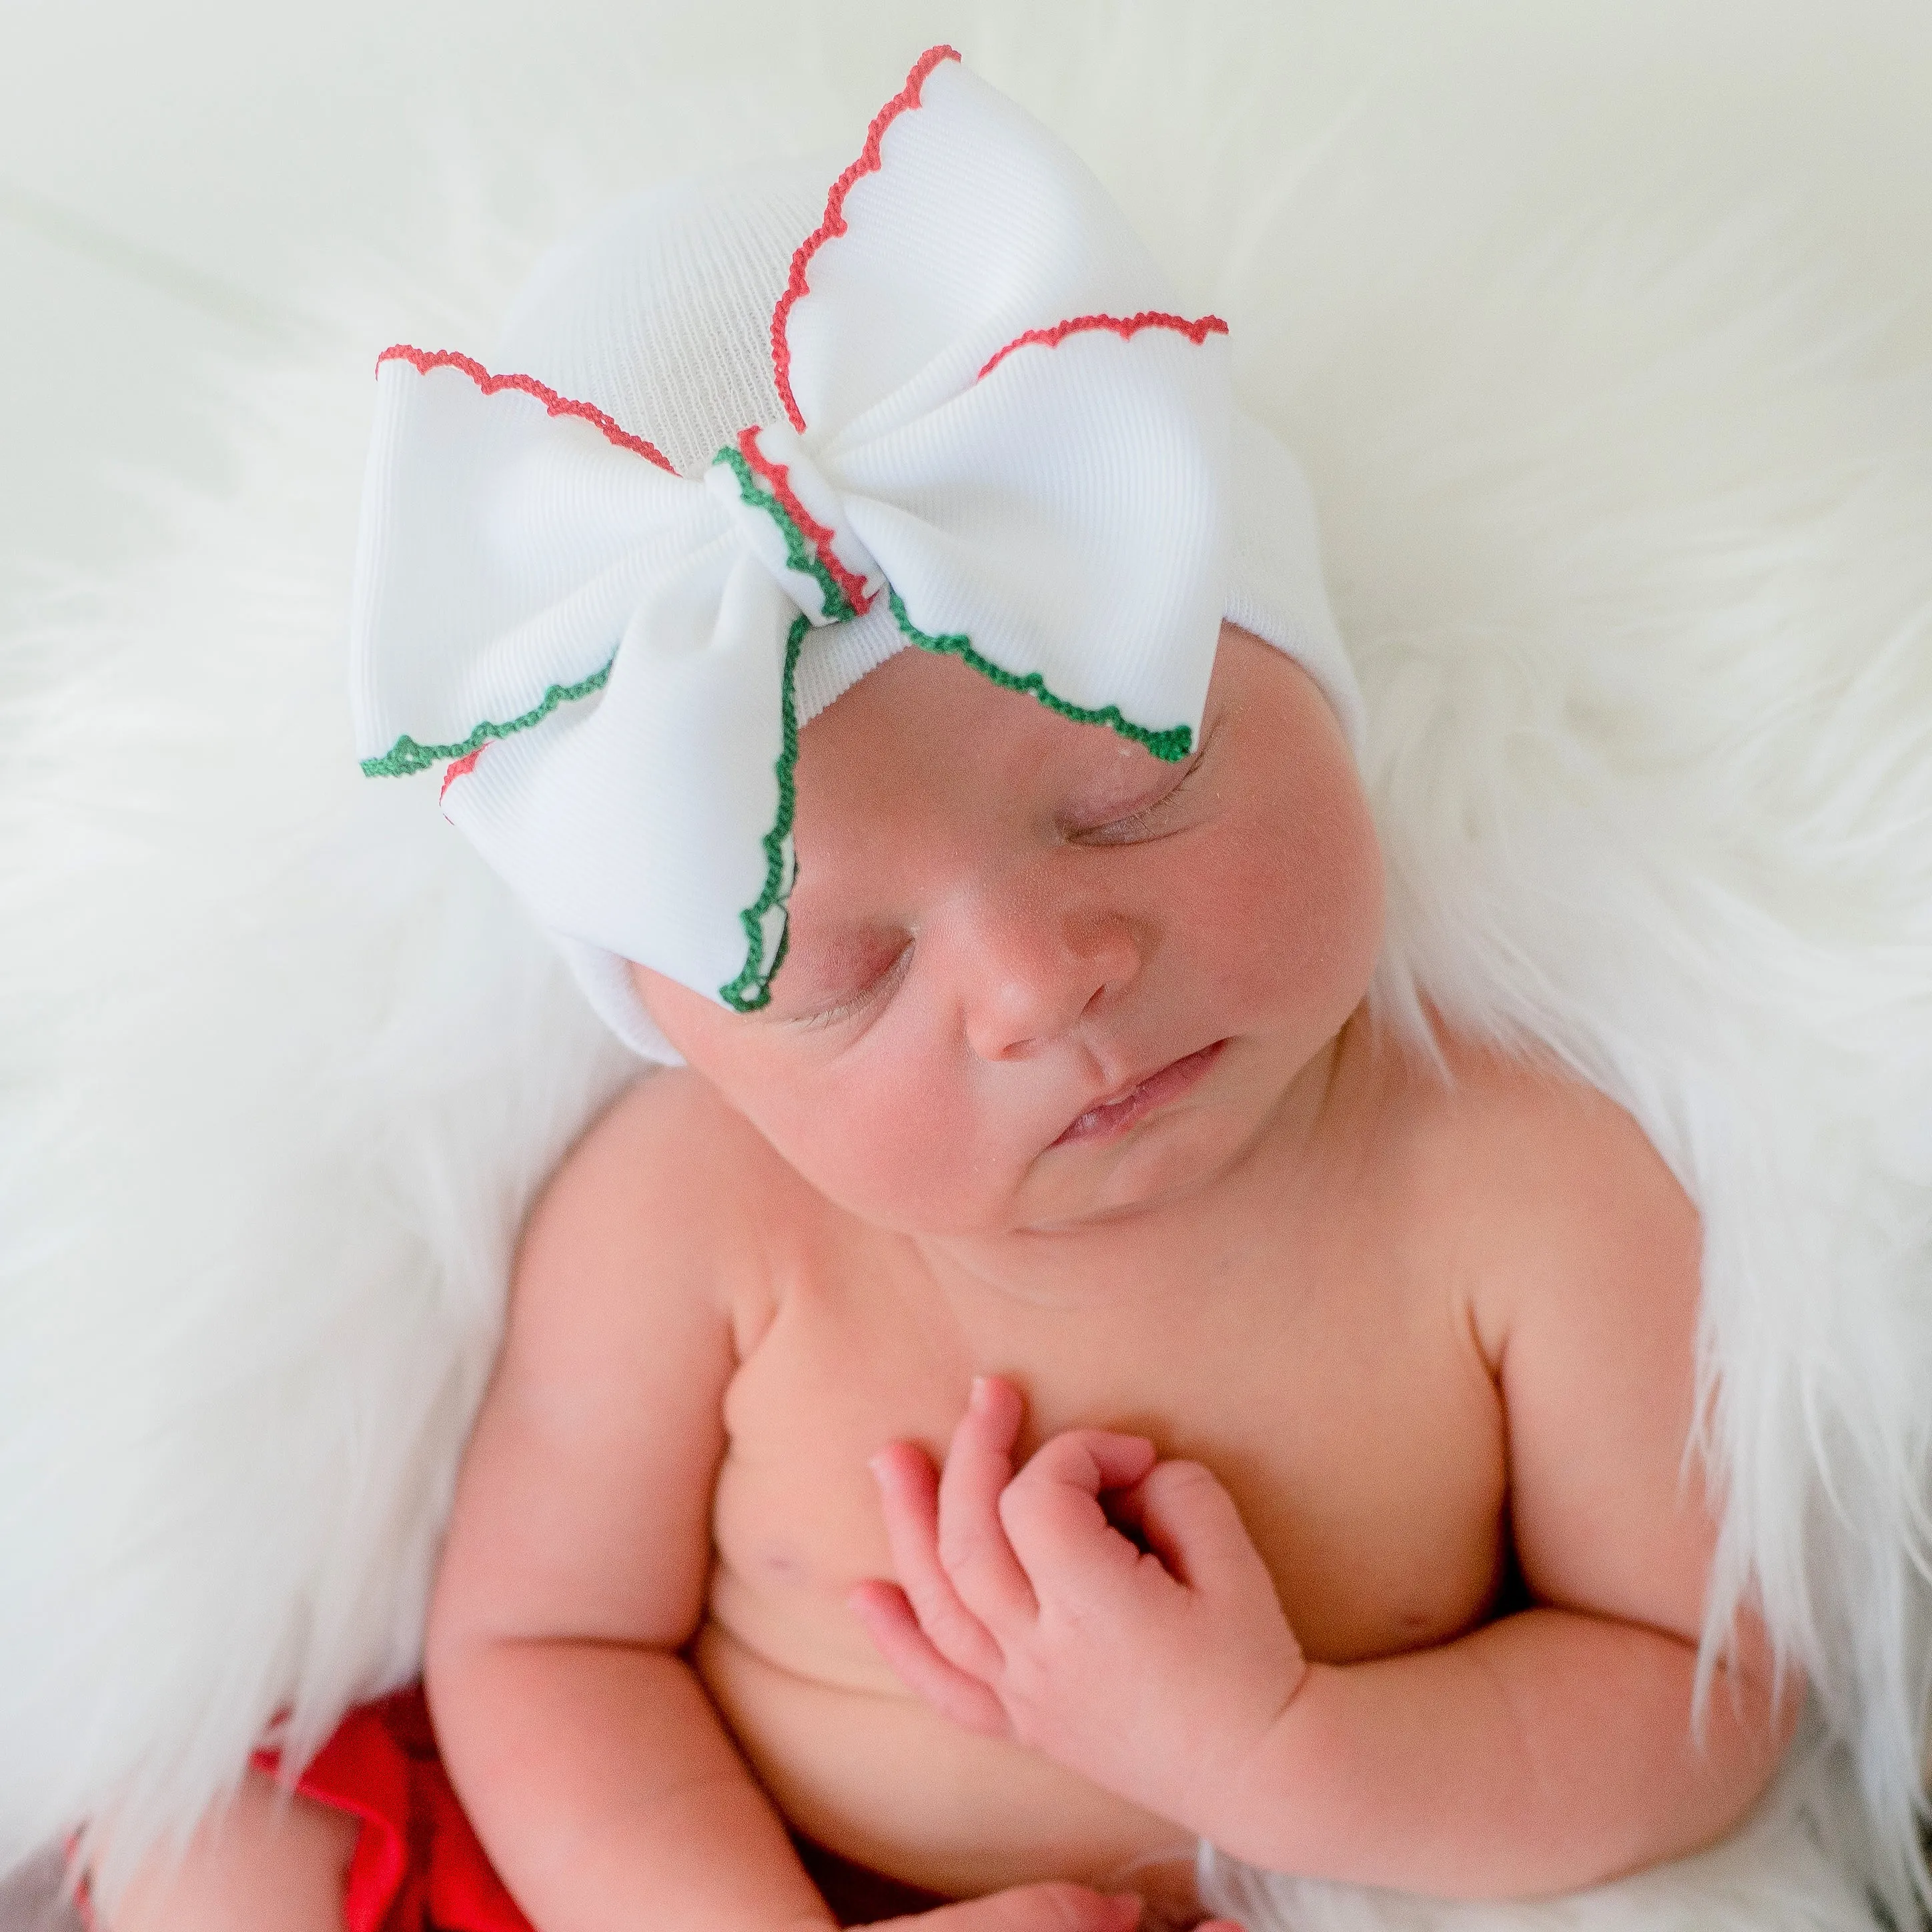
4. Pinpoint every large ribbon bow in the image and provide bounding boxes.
[350,45,1233,1015]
